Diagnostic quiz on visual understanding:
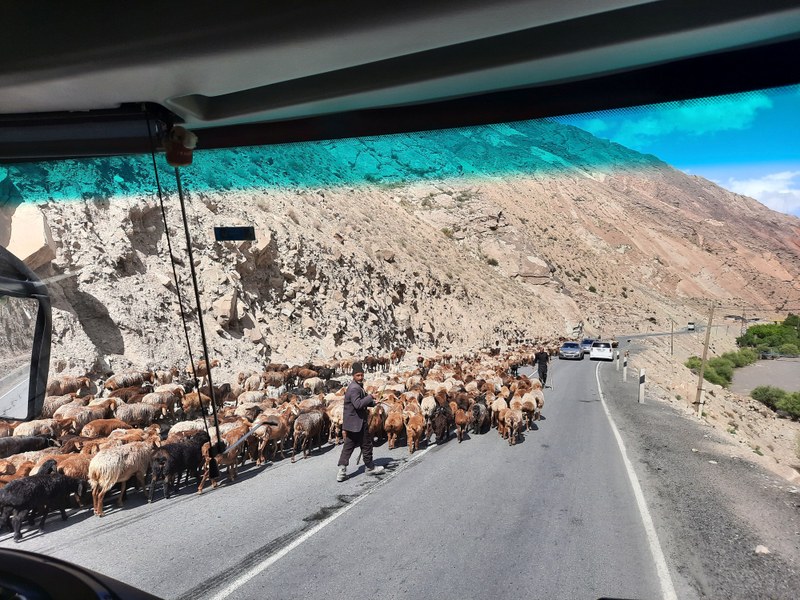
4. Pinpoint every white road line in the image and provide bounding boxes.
[208,445,433,600]
[595,362,678,600]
